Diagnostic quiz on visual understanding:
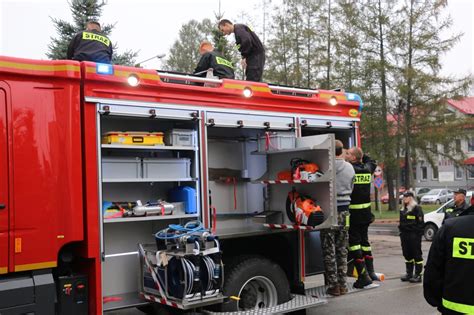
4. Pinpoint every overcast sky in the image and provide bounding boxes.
[0,0,473,80]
